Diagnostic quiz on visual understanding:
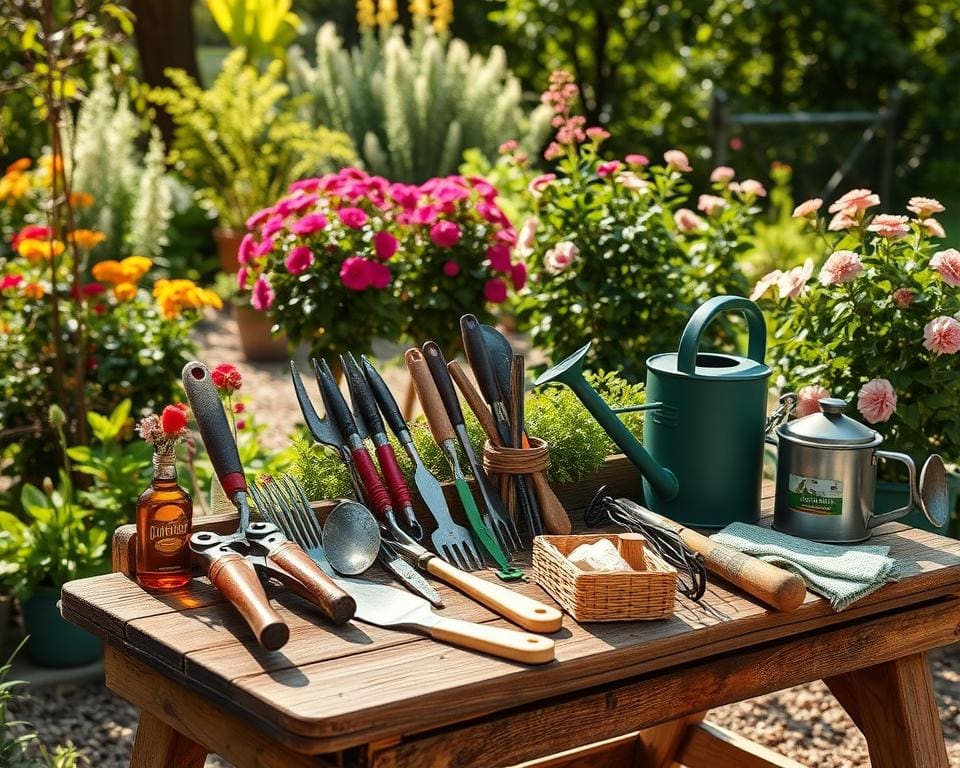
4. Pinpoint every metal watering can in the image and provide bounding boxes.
[534,295,770,528]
